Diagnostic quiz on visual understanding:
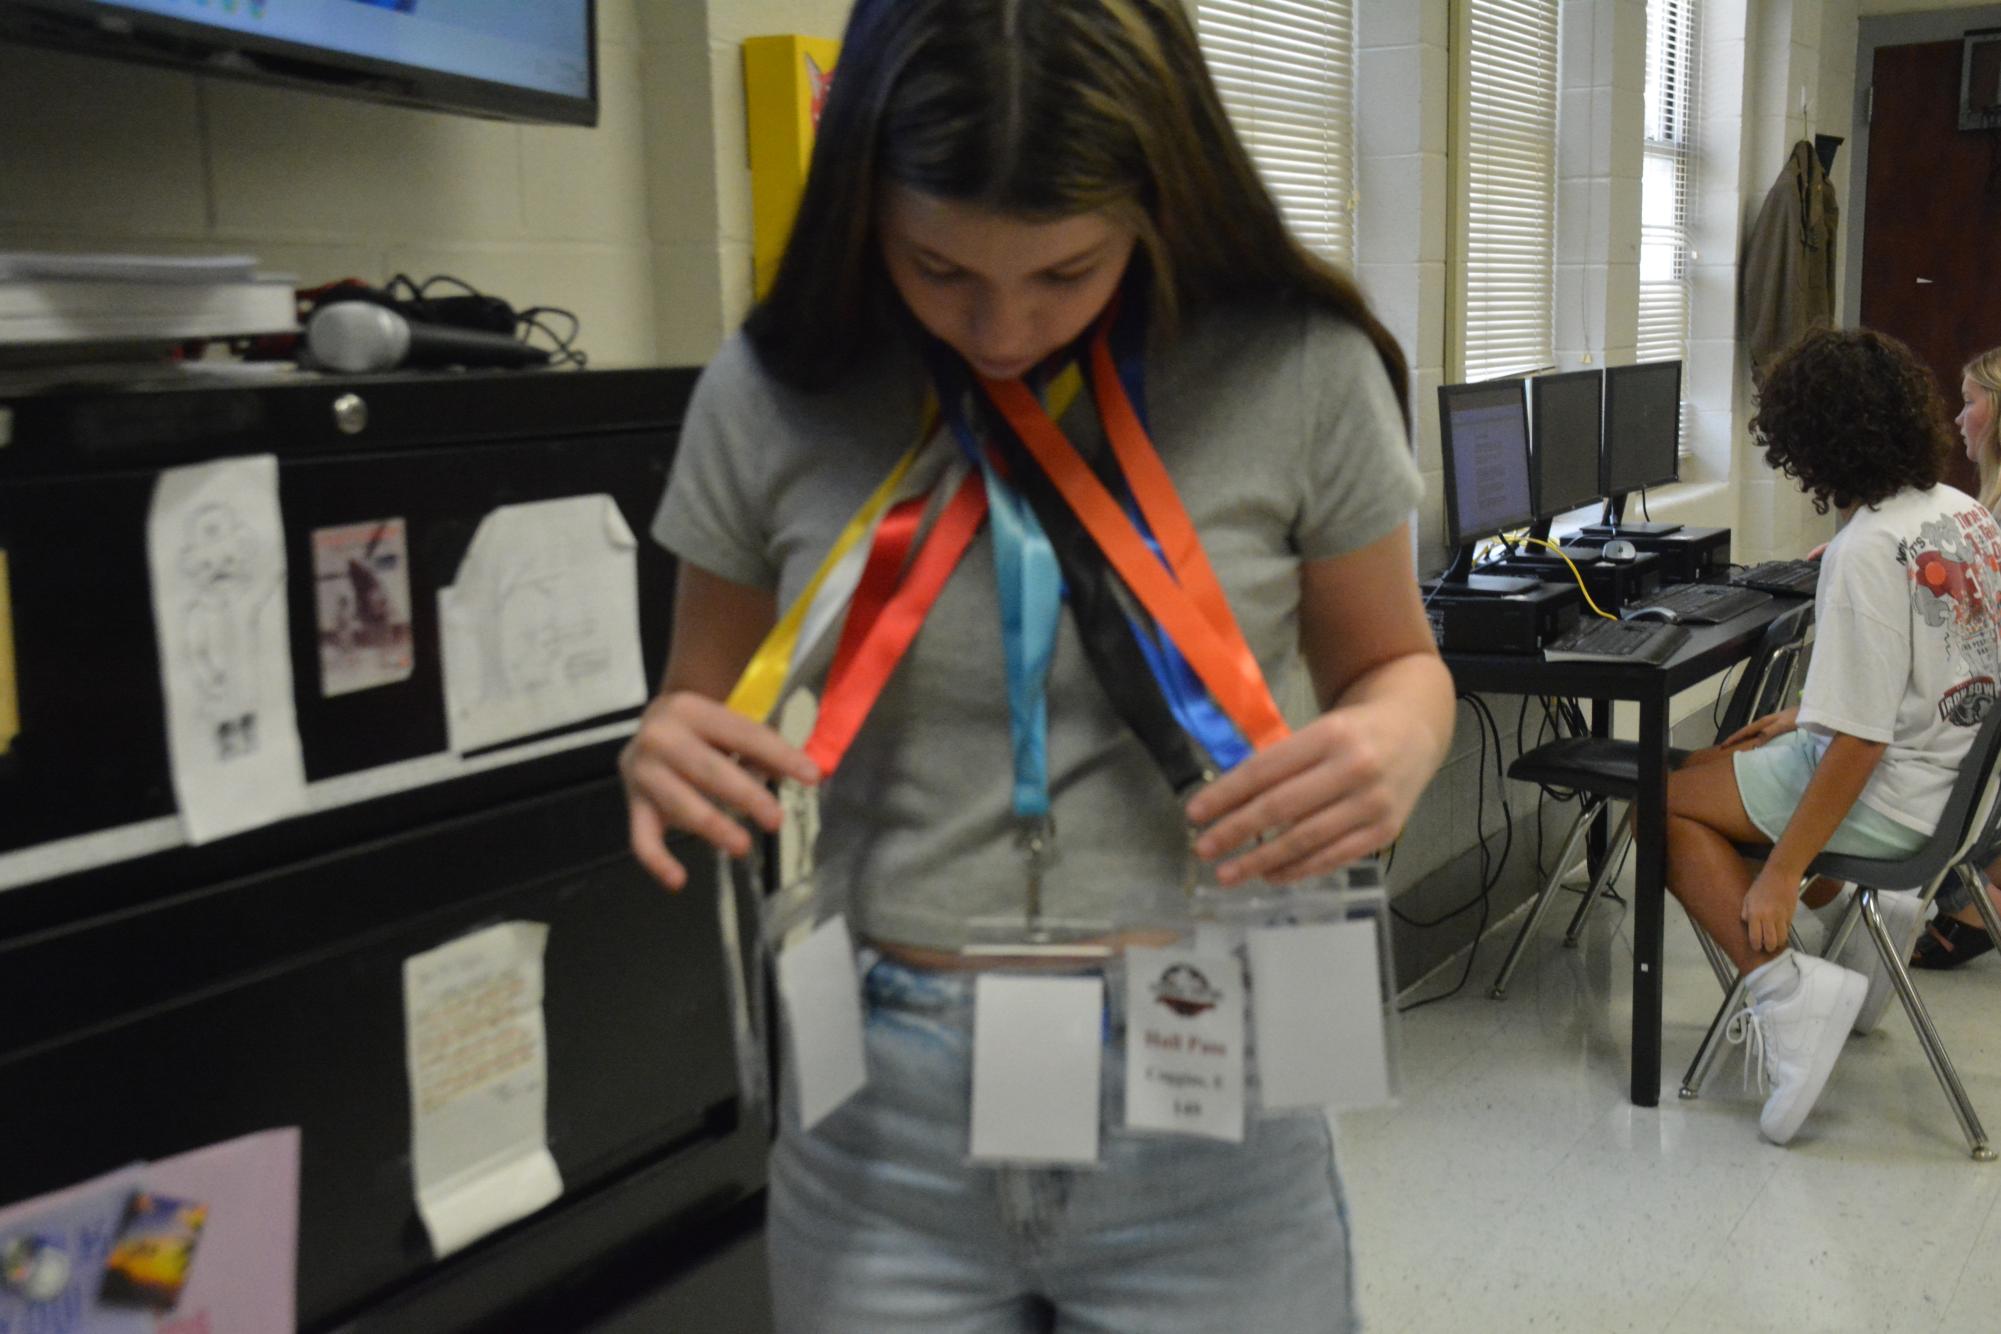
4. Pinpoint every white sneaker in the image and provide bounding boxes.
[1729,953,1866,1145]
[1833,890,1927,1035]
[1791,911,1830,960]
